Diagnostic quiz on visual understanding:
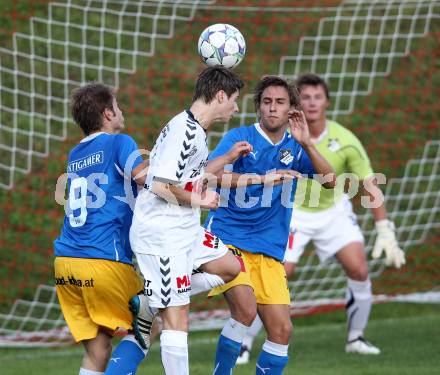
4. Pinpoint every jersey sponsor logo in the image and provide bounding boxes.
[203,230,220,249]
[160,123,170,139]
[189,159,207,179]
[67,151,104,173]
[279,149,294,165]
[327,138,341,152]
[189,145,198,157]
